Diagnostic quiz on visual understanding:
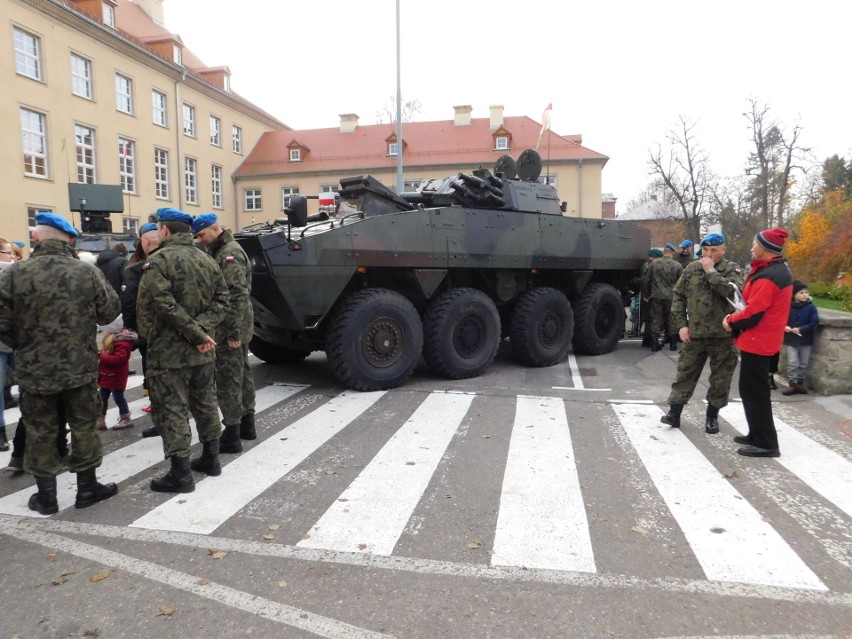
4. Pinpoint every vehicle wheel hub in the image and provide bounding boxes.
[363,317,404,368]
